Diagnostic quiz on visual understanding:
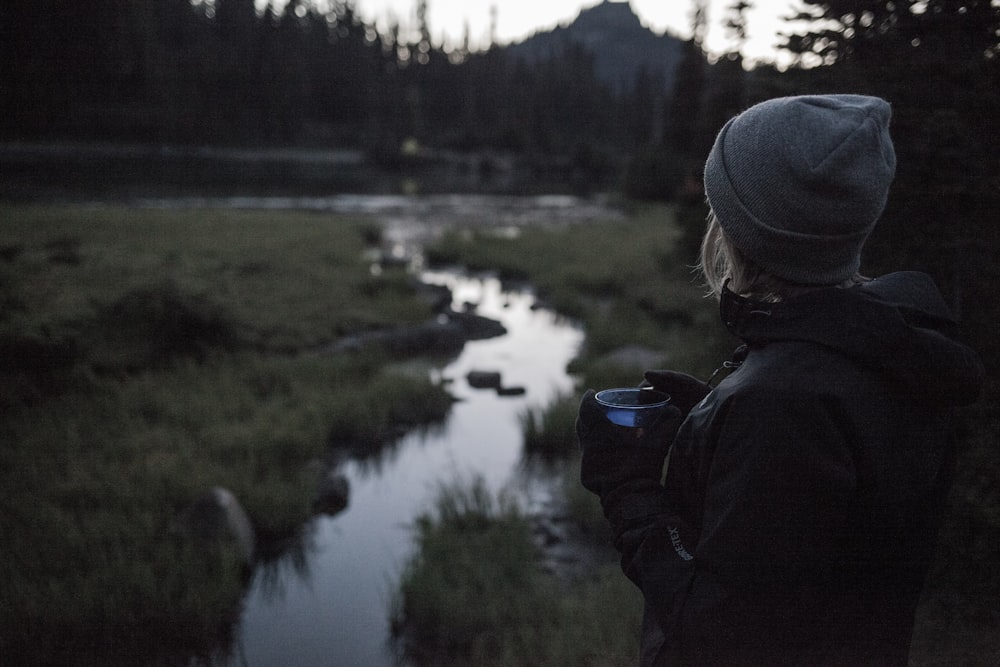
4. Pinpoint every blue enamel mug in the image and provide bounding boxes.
[594,388,671,428]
